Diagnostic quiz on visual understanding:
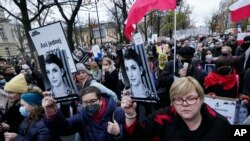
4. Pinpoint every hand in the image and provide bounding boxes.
[4,132,17,141]
[178,68,187,77]
[121,94,136,116]
[107,120,120,136]
[42,91,52,97]
[0,122,10,131]
[207,92,217,99]
[42,96,57,114]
